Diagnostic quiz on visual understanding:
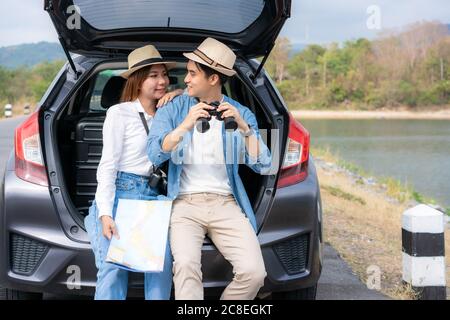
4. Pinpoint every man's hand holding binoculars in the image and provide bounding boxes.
[162,101,256,154]
[181,102,215,131]
[216,102,249,133]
